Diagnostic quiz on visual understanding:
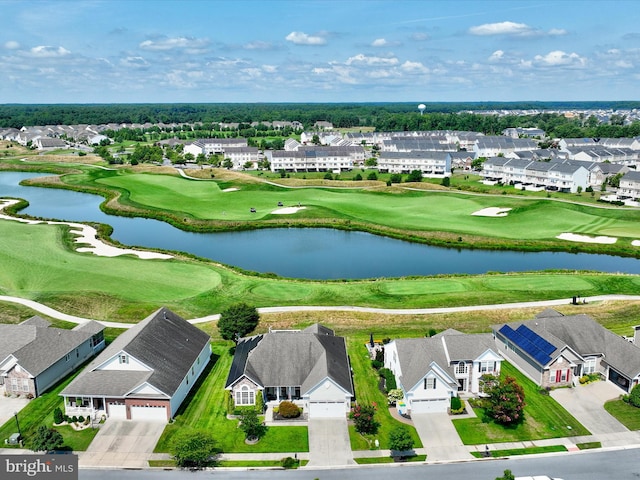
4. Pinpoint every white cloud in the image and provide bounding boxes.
[533,50,586,67]
[488,50,505,62]
[262,64,277,73]
[345,54,399,66]
[401,60,429,74]
[285,31,326,45]
[410,32,429,41]
[243,41,274,50]
[469,21,567,37]
[29,45,70,57]
[371,38,387,47]
[120,56,149,68]
[615,60,633,68]
[4,40,20,50]
[139,37,209,52]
